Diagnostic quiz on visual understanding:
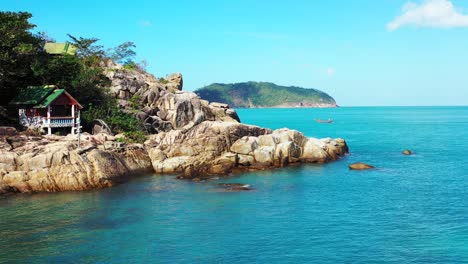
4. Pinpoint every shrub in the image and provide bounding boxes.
[81,102,147,143]
[122,131,147,143]
[159,77,169,84]
[128,95,142,110]
[123,61,138,70]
